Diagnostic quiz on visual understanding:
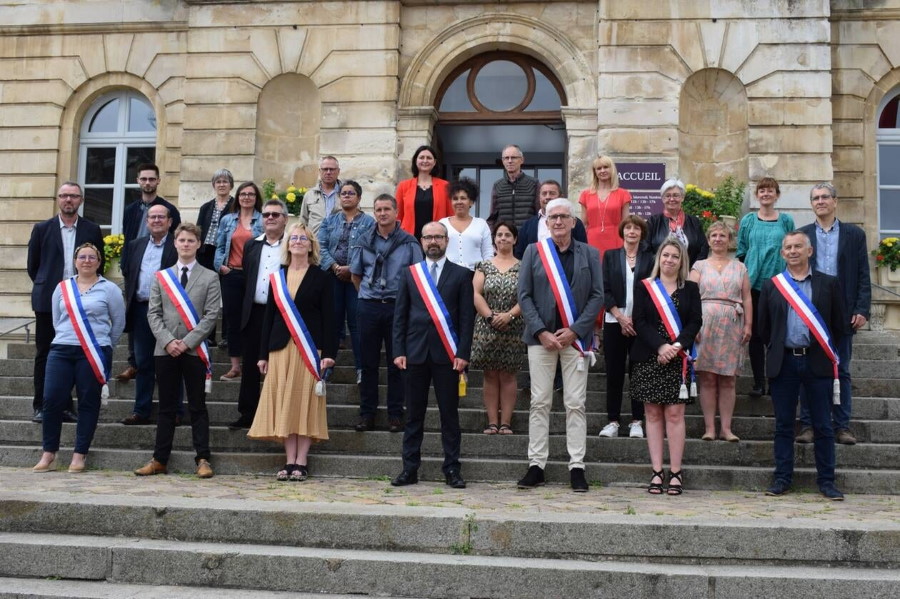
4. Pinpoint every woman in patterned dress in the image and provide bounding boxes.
[471,222,525,434]
[690,221,753,442]
[631,238,702,495]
